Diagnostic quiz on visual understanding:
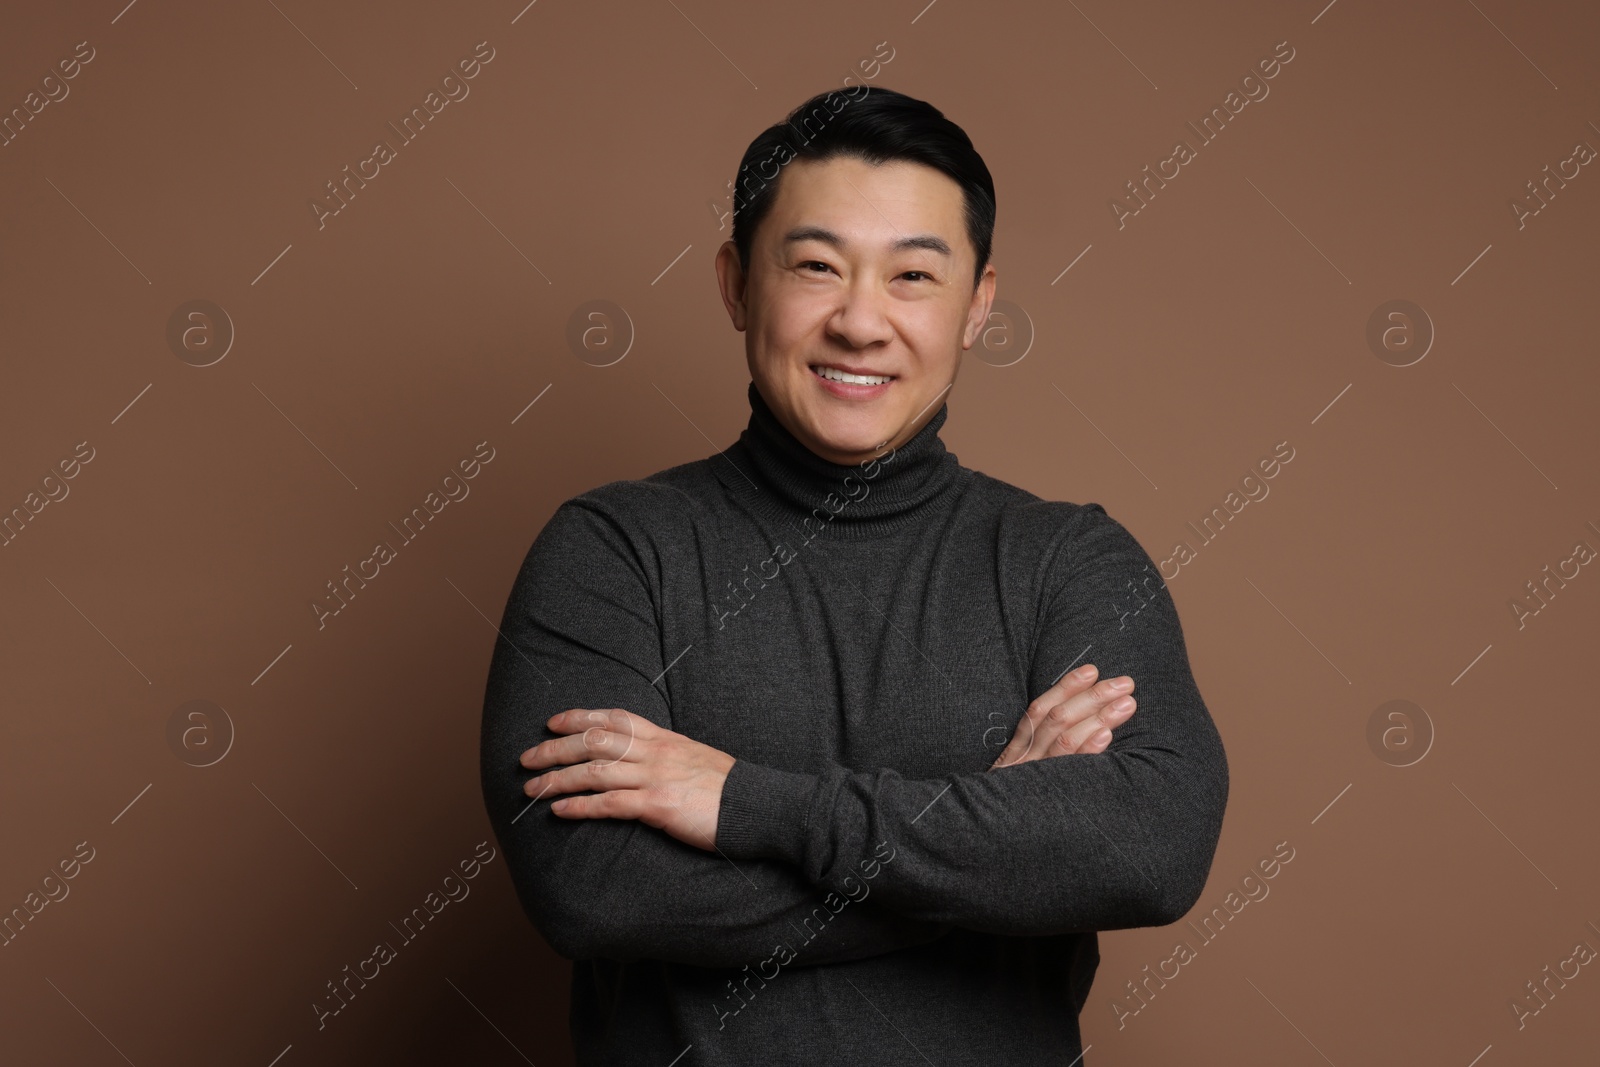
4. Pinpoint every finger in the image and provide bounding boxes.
[1062,726,1115,757]
[548,707,656,740]
[992,665,1100,769]
[535,708,644,766]
[1044,690,1135,757]
[525,756,647,799]
[1031,664,1100,721]
[999,676,1134,768]
[522,723,638,770]
[551,790,642,820]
